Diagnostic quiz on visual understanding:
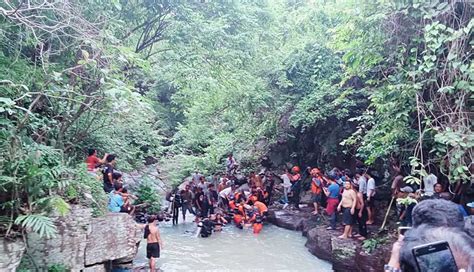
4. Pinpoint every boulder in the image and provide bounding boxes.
[267,209,306,230]
[267,206,319,232]
[27,206,93,270]
[270,206,391,272]
[0,237,25,271]
[305,226,332,261]
[26,205,141,270]
[85,213,141,266]
[82,263,106,272]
